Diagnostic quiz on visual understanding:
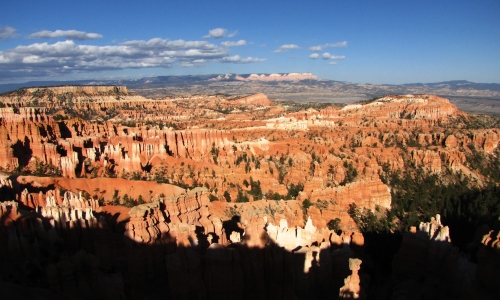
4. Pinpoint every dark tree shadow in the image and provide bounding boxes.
[11,136,32,167]
[57,122,72,139]
[222,215,244,241]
